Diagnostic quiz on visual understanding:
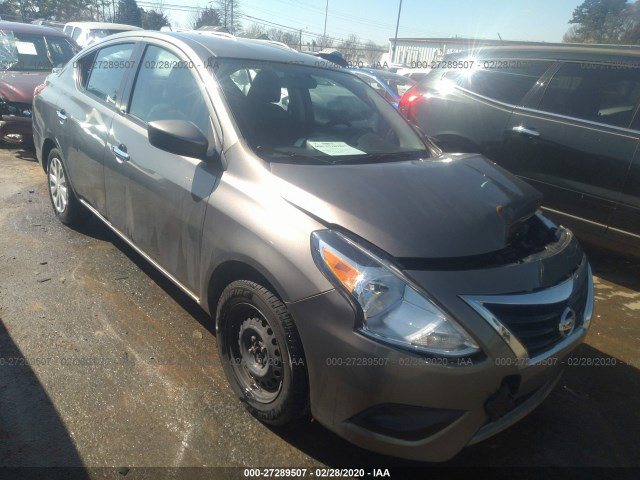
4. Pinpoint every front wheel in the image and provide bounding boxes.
[47,148,87,226]
[216,280,309,425]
